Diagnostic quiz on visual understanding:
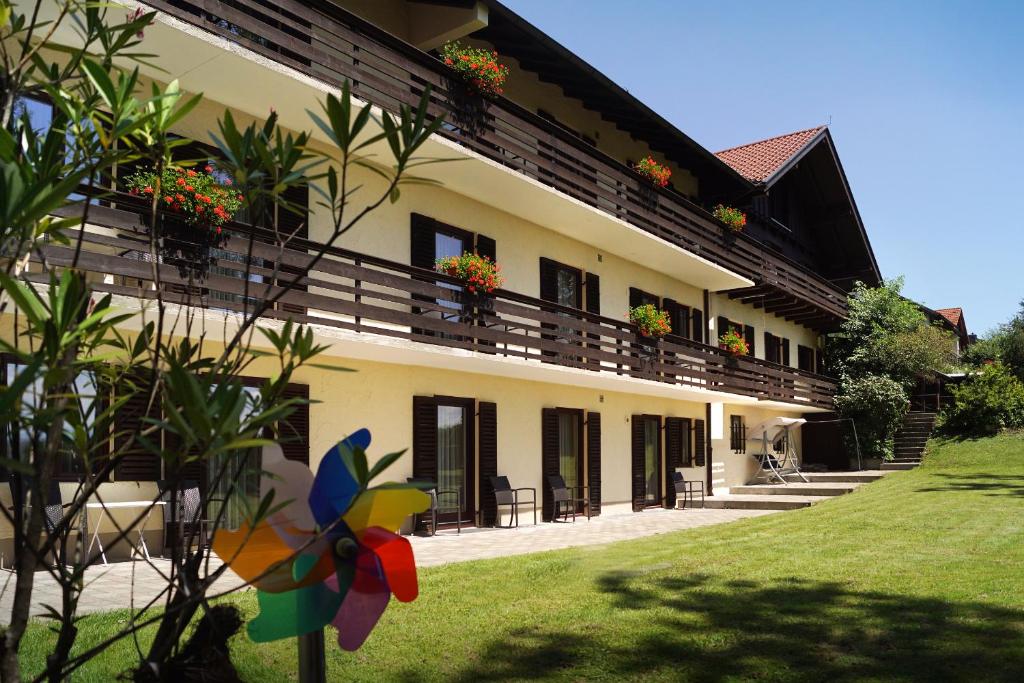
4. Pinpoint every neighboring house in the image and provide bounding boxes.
[933,307,971,356]
[2,0,887,545]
